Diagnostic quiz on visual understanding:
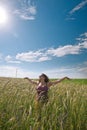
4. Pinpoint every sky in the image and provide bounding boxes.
[0,0,87,78]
